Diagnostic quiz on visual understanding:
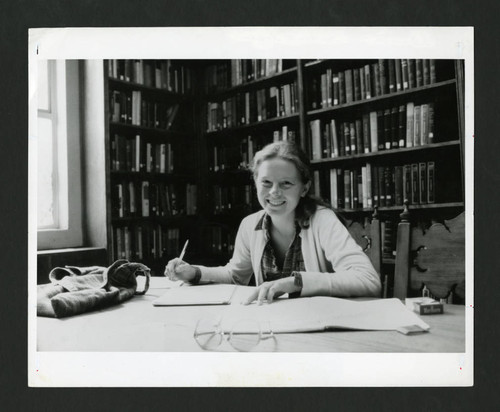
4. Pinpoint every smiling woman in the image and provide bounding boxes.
[165,141,381,303]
